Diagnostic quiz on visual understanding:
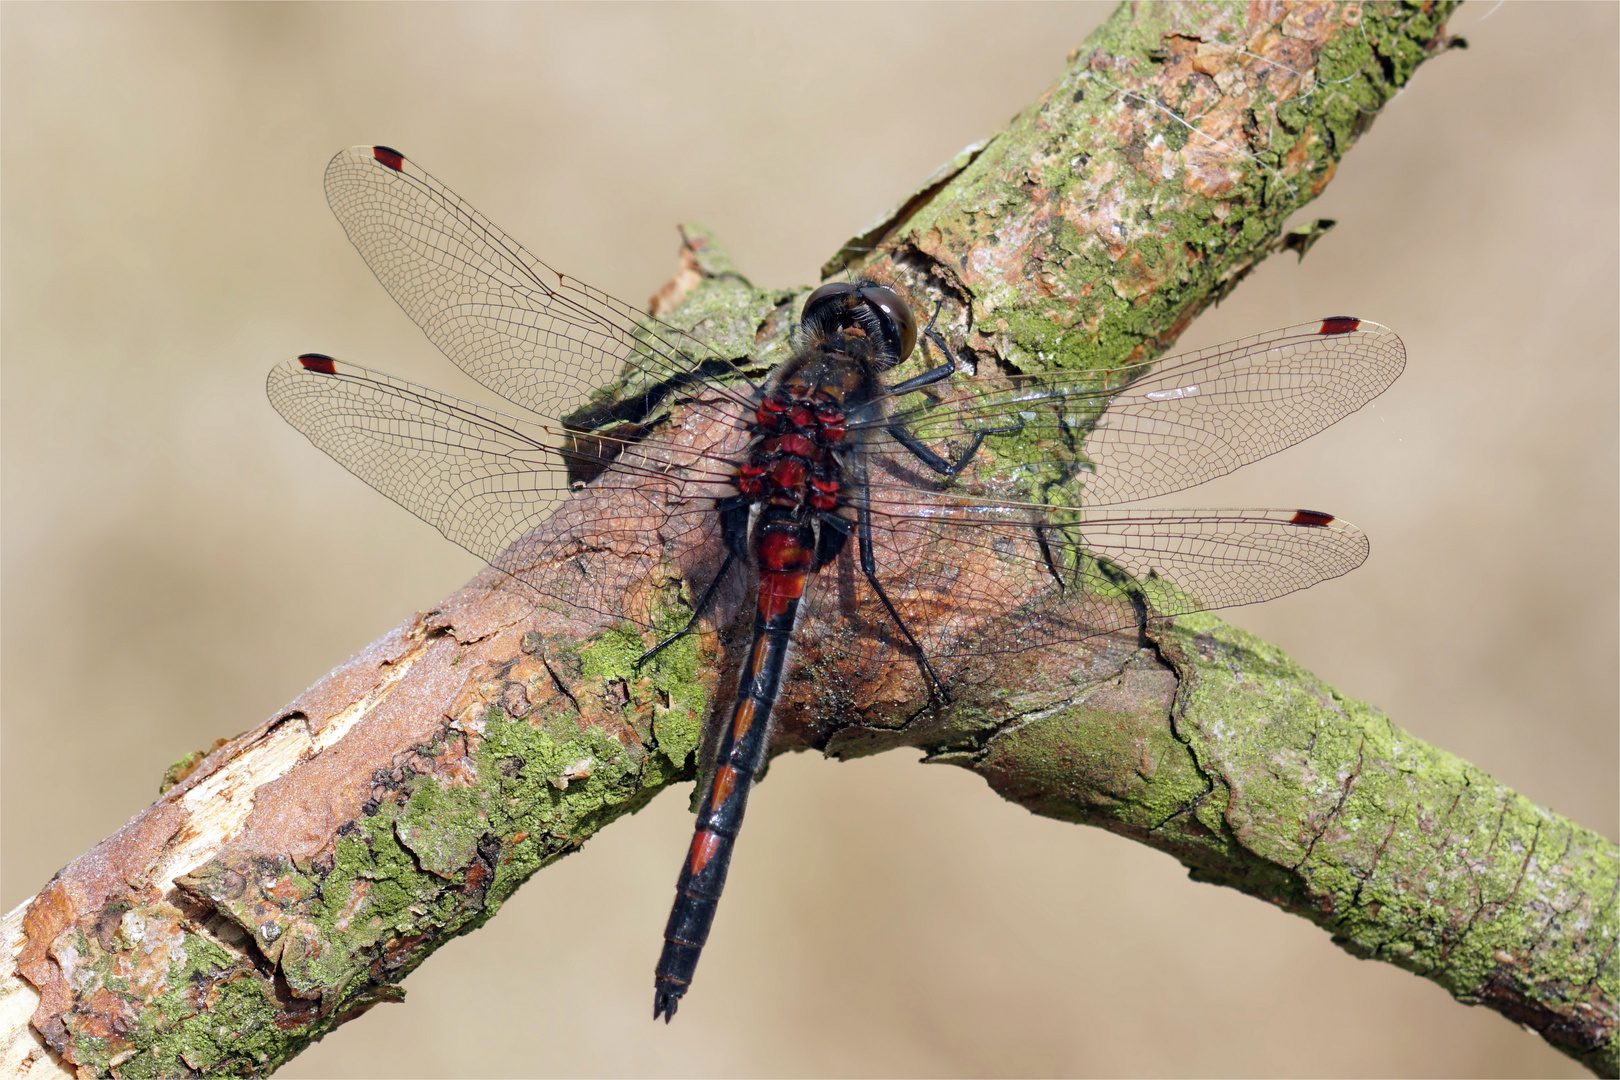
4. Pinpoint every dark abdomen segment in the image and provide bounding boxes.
[653,524,814,1021]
